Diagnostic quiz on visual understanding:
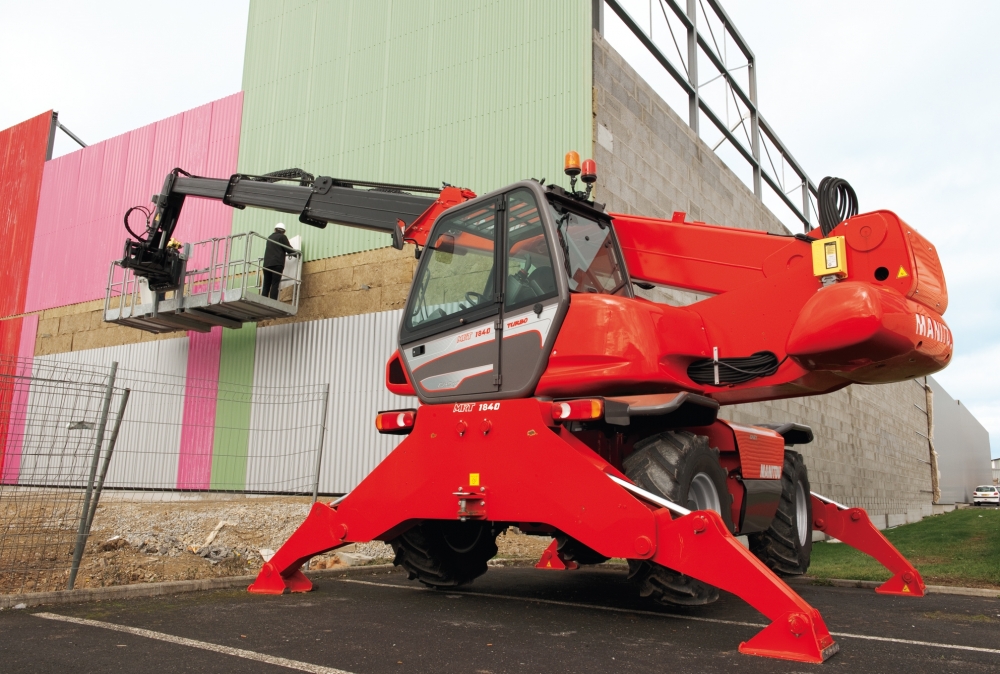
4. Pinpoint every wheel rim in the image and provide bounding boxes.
[795,480,809,547]
[688,473,722,513]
